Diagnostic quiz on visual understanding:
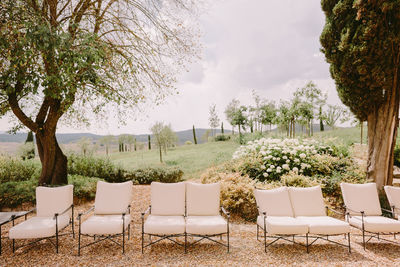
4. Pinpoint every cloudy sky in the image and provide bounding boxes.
[0,0,344,135]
